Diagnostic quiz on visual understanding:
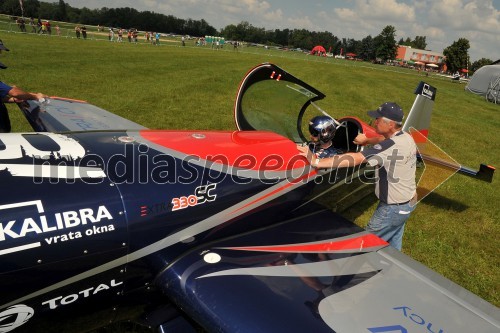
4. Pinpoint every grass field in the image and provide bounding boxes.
[0,27,498,329]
